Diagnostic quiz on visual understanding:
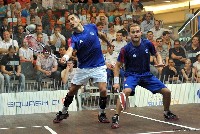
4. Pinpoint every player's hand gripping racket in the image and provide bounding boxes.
[113,83,127,110]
